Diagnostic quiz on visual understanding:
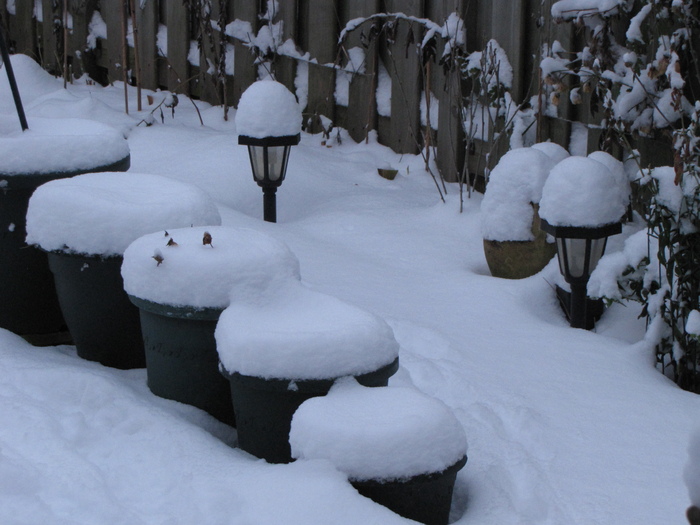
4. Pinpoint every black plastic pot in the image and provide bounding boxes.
[130,296,235,426]
[350,455,467,525]
[47,251,144,369]
[223,357,399,464]
[0,155,130,342]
